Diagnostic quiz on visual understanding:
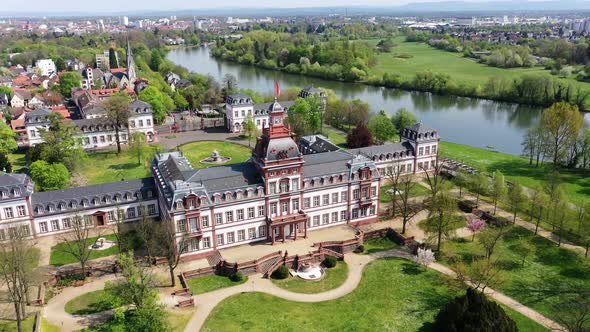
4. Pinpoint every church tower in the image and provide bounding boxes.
[126,40,137,85]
